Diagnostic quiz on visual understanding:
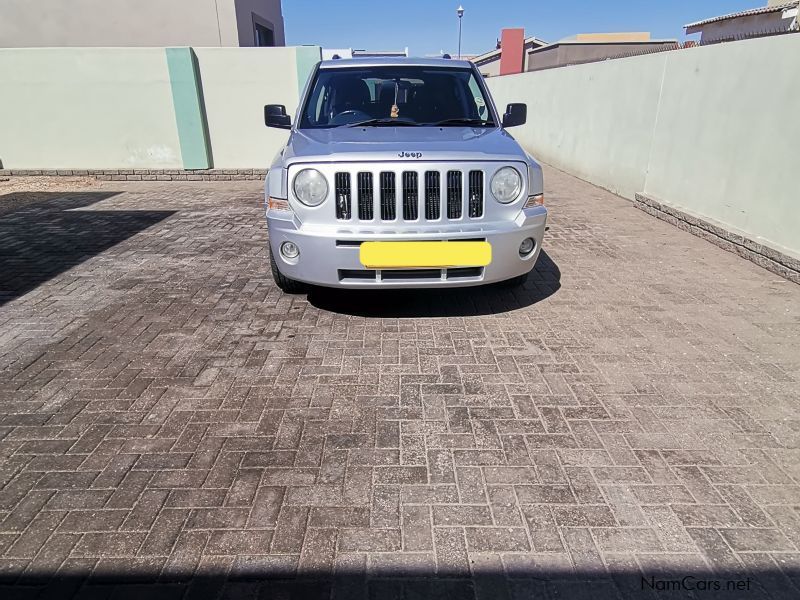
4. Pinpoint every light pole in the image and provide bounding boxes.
[457,5,464,59]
